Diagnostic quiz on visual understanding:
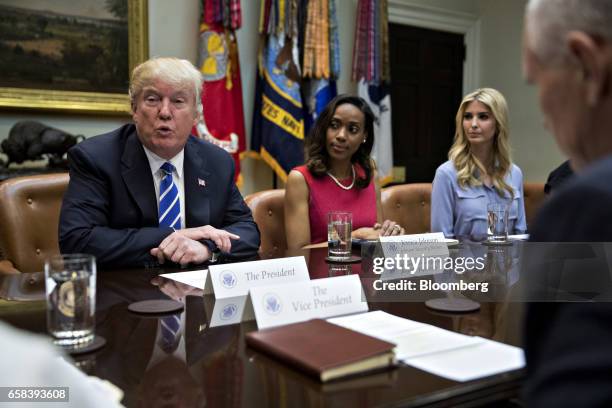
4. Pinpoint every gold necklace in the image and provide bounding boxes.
[326,165,355,190]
